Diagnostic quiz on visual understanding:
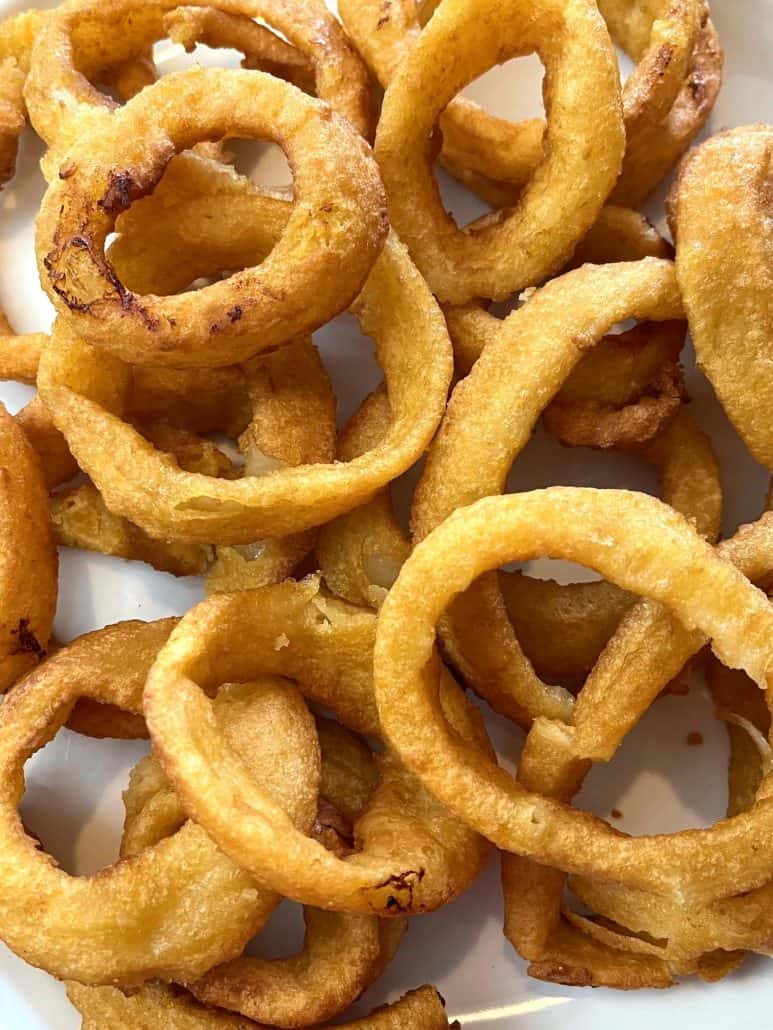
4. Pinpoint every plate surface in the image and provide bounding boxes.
[0,0,771,1025]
